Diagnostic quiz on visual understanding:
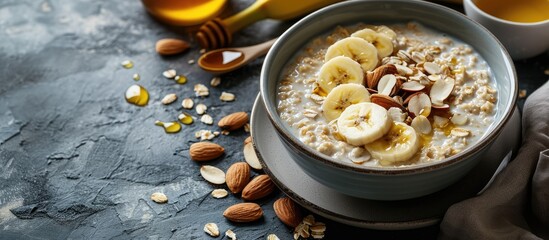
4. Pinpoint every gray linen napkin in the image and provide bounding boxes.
[439,80,549,239]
